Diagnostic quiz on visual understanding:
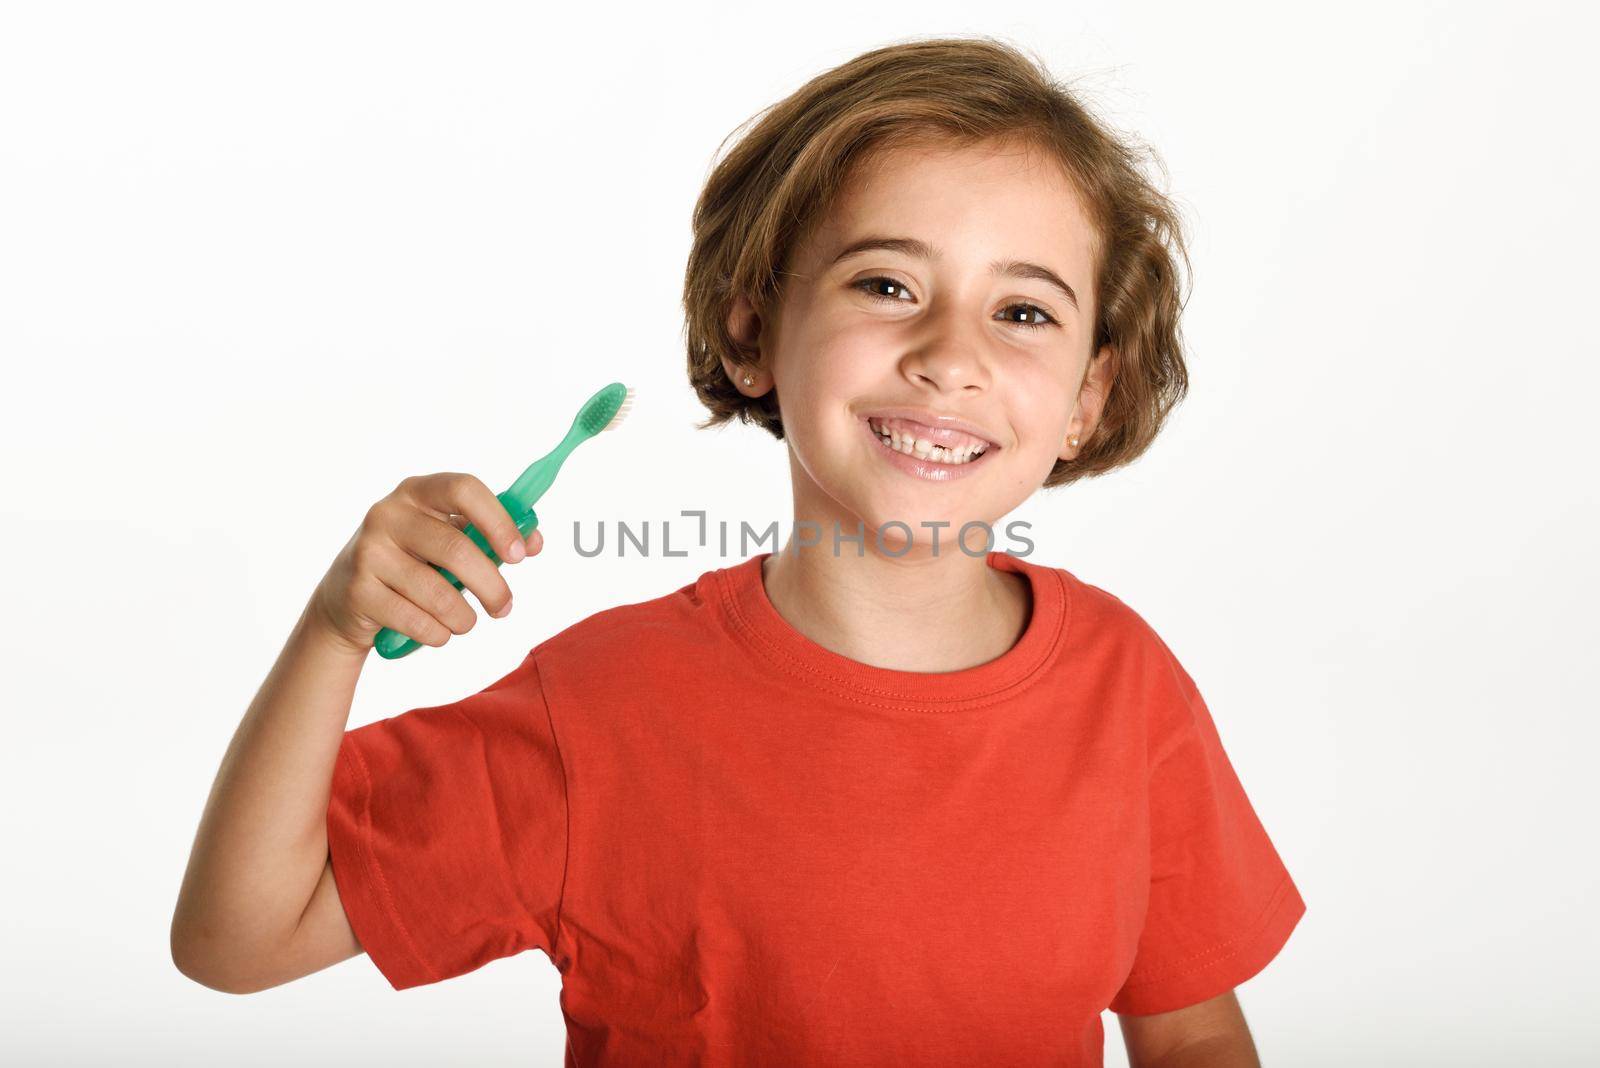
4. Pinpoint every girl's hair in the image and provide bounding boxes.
[682,35,1193,487]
